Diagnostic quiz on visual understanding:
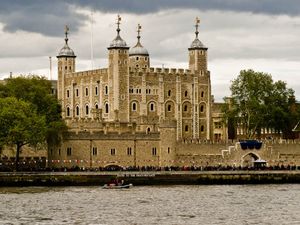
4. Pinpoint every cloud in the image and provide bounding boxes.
[0,0,300,36]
